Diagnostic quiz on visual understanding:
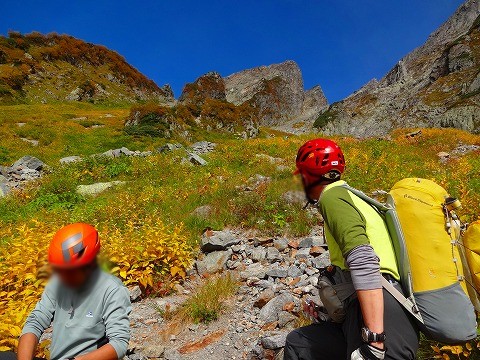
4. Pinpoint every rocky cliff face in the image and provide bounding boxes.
[225,61,327,127]
[0,32,174,105]
[179,71,226,106]
[317,0,480,137]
